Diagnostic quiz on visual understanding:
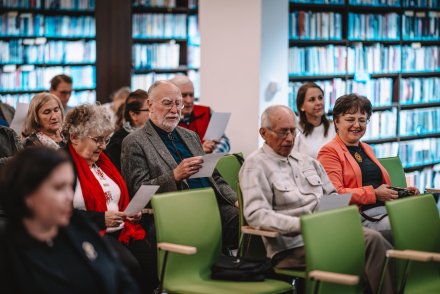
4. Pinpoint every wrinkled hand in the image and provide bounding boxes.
[173,156,204,182]
[126,212,142,224]
[374,184,398,202]
[203,140,218,154]
[105,211,126,228]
